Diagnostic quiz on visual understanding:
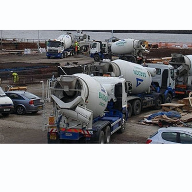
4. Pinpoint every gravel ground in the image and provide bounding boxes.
[0,83,160,144]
